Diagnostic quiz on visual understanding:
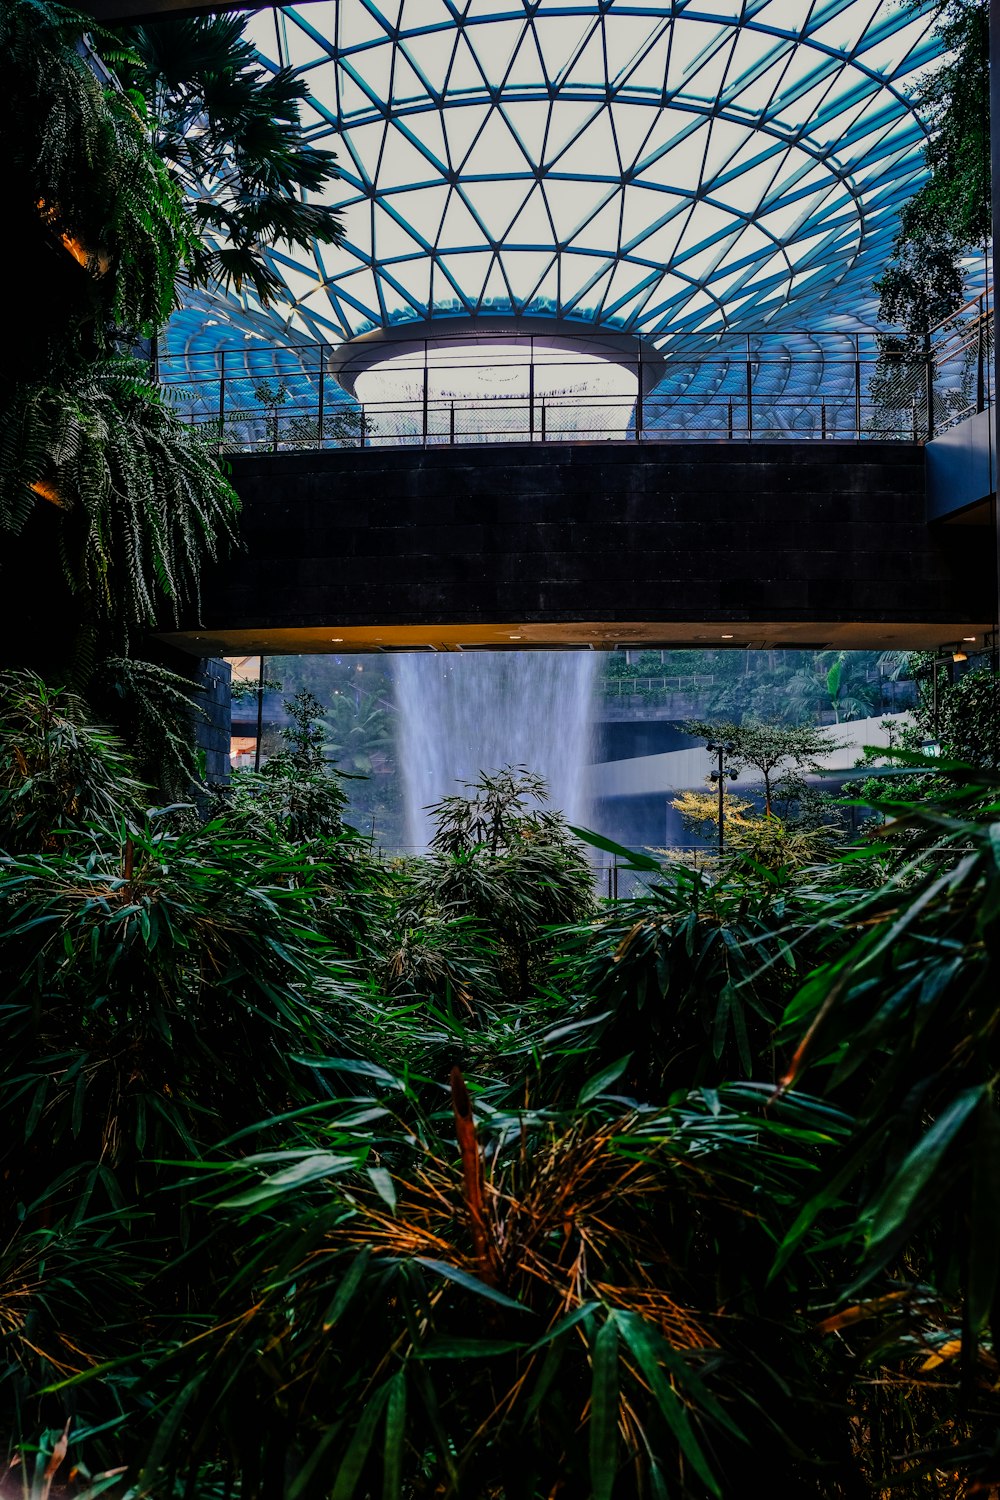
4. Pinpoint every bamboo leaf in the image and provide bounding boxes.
[415,1258,530,1312]
[382,1370,406,1500]
[577,1054,633,1107]
[969,1096,1000,1332]
[867,1087,984,1248]
[329,1382,392,1500]
[589,1316,619,1500]
[614,1311,724,1497]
